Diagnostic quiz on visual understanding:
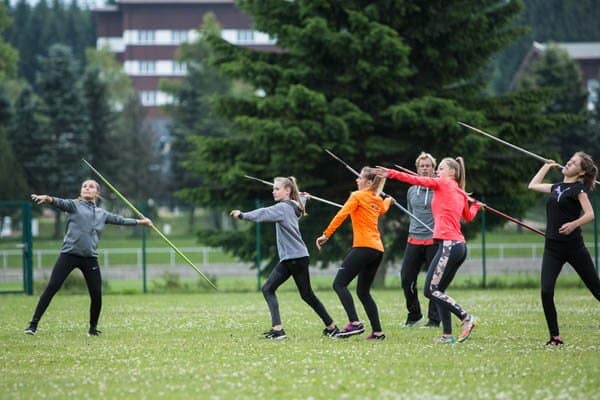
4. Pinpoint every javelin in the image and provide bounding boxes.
[324,149,434,233]
[244,175,343,208]
[82,159,218,290]
[394,164,545,237]
[458,121,600,185]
